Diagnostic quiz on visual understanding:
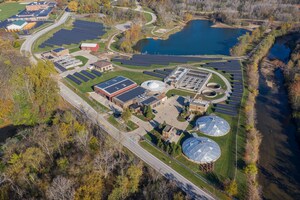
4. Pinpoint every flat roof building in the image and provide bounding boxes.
[189,99,209,113]
[94,76,137,100]
[196,115,230,137]
[182,135,221,164]
[112,86,146,108]
[51,47,69,57]
[6,20,28,31]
